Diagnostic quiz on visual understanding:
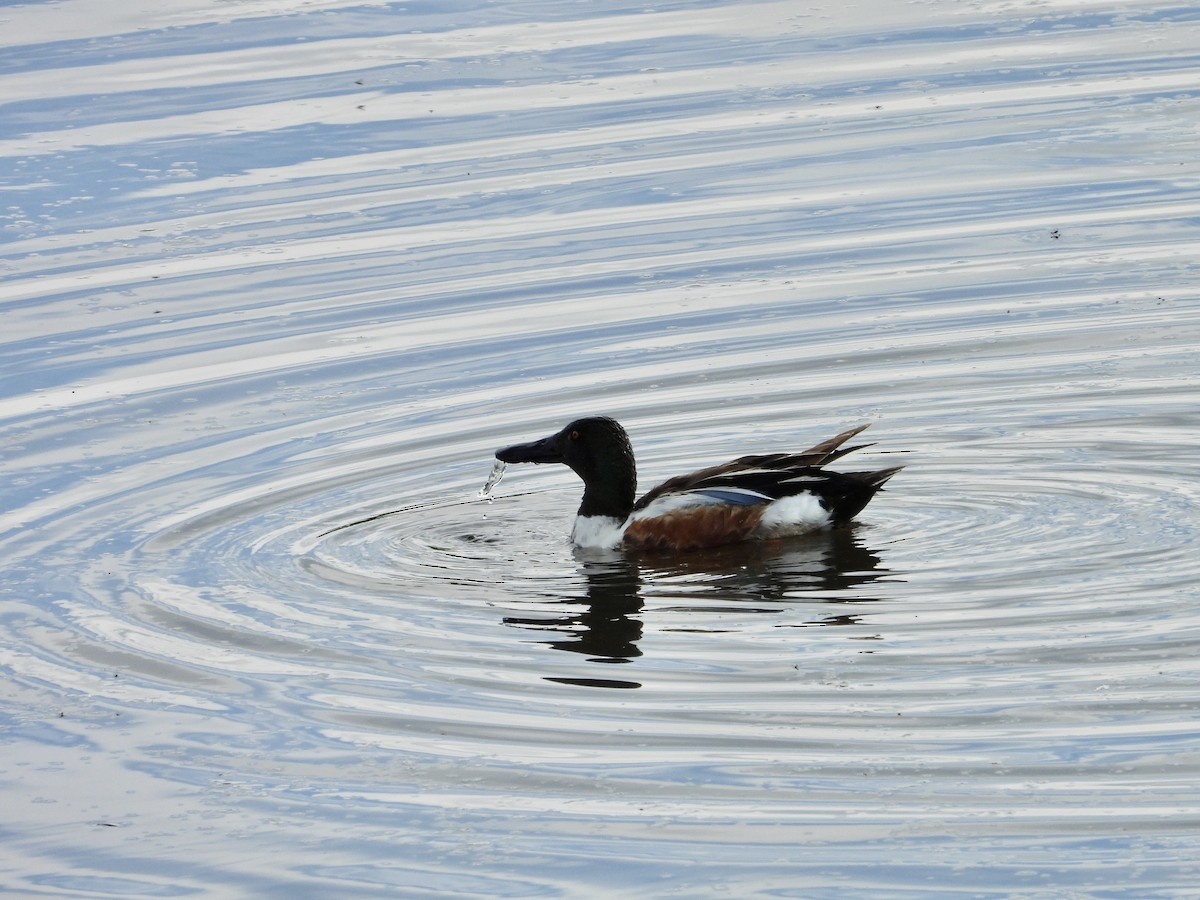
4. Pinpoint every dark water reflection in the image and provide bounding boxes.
[506,528,893,681]
[635,526,892,600]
